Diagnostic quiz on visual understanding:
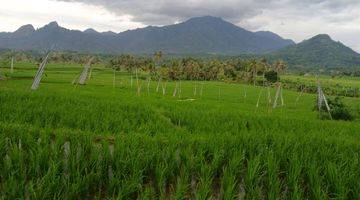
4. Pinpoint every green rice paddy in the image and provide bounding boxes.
[0,62,359,199]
